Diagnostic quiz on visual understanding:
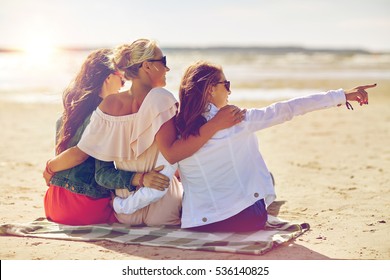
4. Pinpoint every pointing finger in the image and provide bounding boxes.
[358,83,377,90]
